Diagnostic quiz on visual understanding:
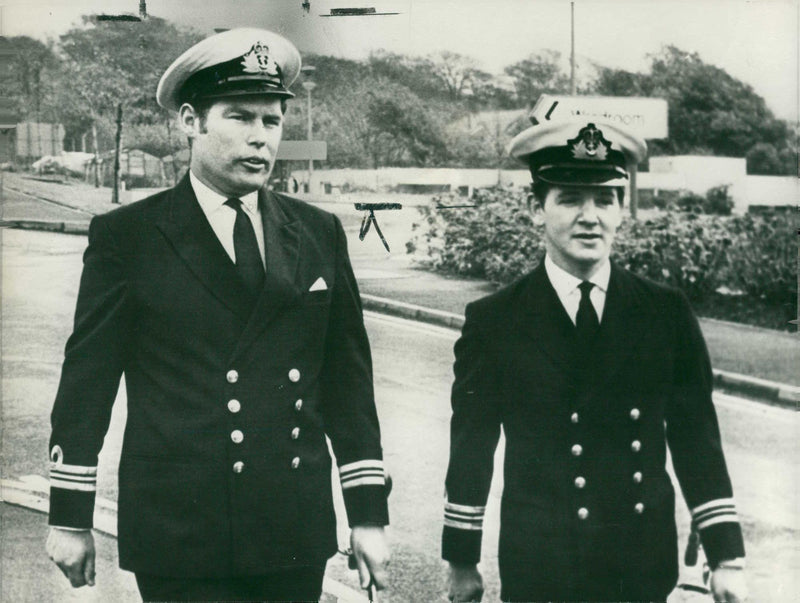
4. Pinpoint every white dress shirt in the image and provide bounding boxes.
[190,171,266,267]
[544,255,610,325]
